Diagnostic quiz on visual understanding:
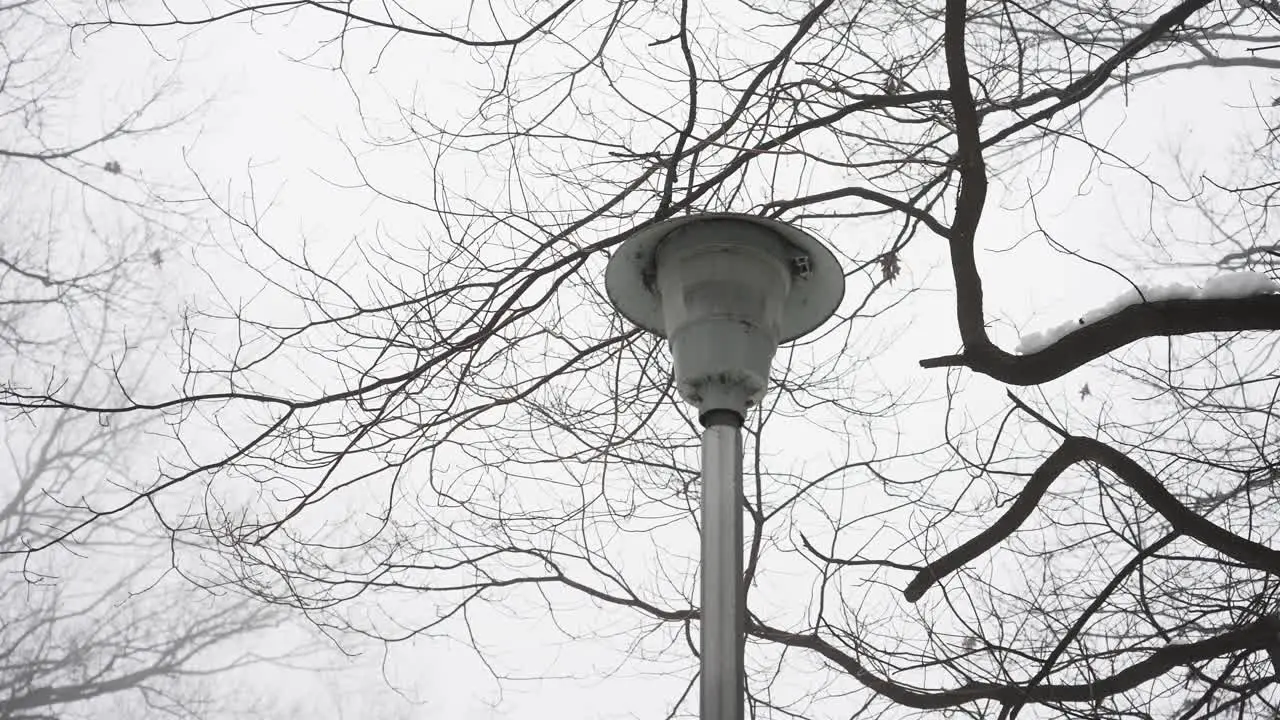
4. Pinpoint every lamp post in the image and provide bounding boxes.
[605,214,844,720]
